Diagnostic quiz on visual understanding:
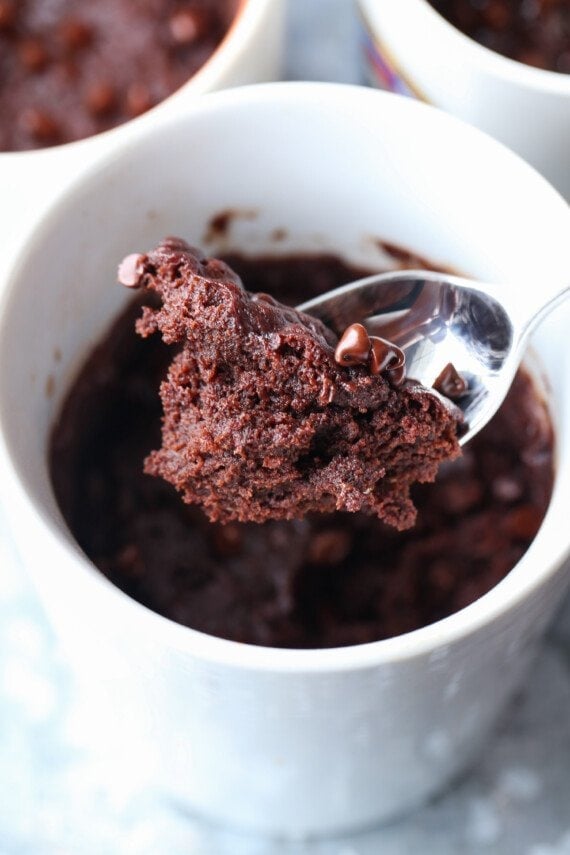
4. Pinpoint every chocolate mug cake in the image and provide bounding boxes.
[50,248,554,649]
[429,0,570,72]
[0,0,240,151]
